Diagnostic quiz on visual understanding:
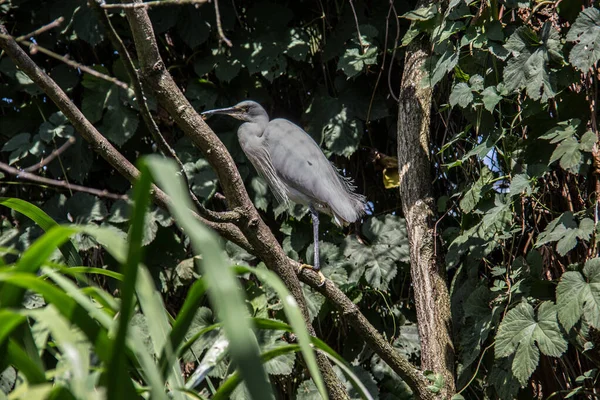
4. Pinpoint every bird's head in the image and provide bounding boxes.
[201,100,267,123]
